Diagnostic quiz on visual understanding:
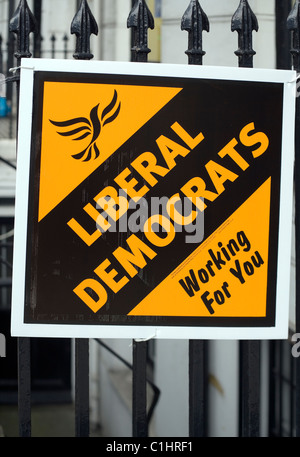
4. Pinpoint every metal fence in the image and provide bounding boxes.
[0,0,299,438]
[0,29,74,139]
